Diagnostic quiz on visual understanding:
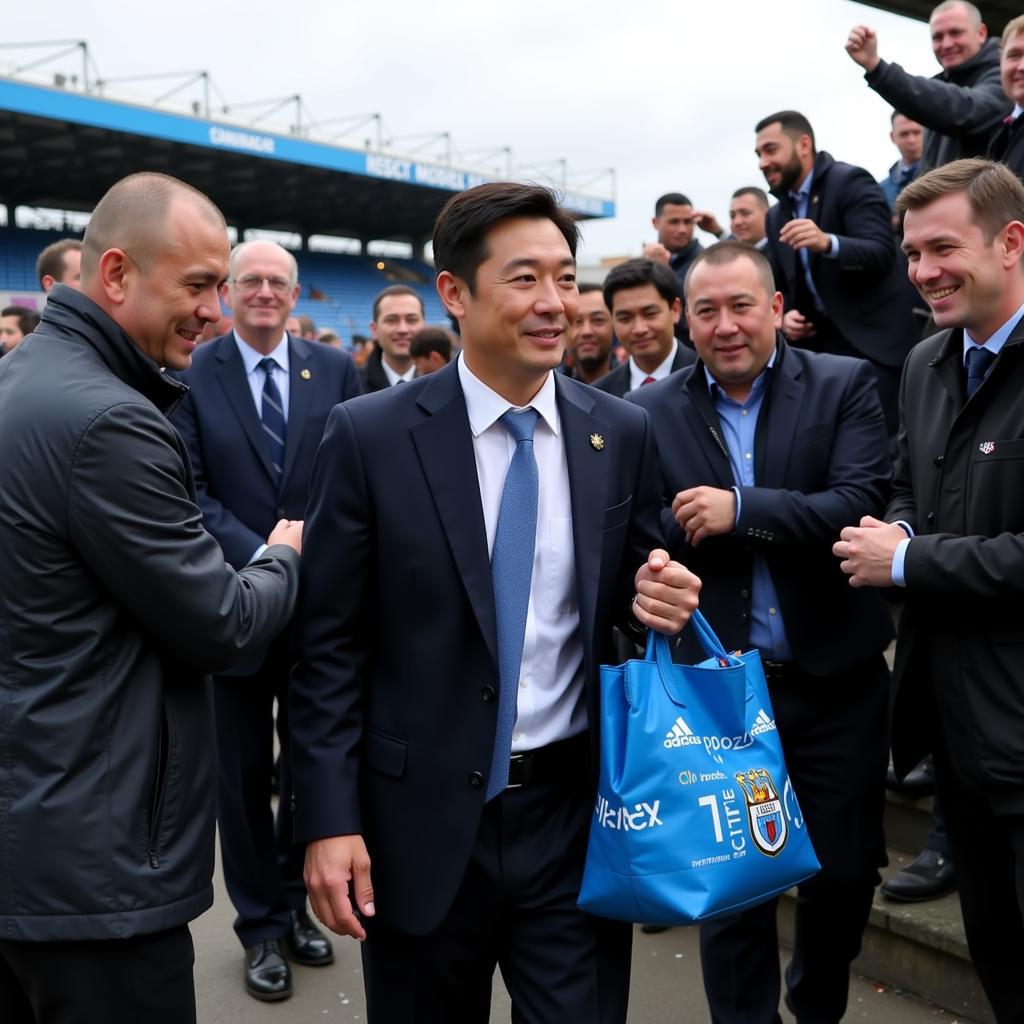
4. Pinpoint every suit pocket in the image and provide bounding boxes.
[364,729,407,779]
[603,496,633,532]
